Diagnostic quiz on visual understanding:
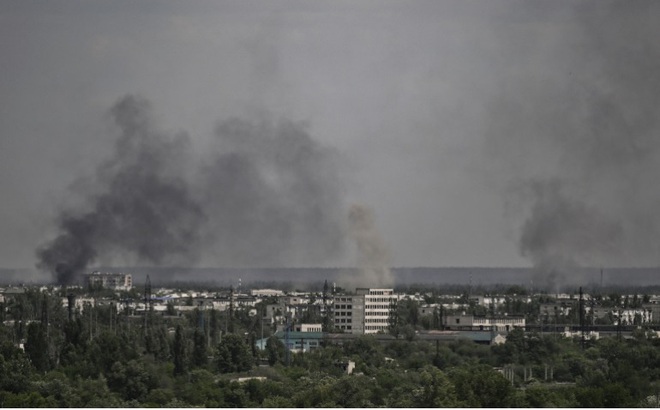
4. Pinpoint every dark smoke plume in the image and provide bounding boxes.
[199,117,346,267]
[483,1,660,285]
[37,95,204,284]
[517,179,623,288]
[37,95,347,283]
